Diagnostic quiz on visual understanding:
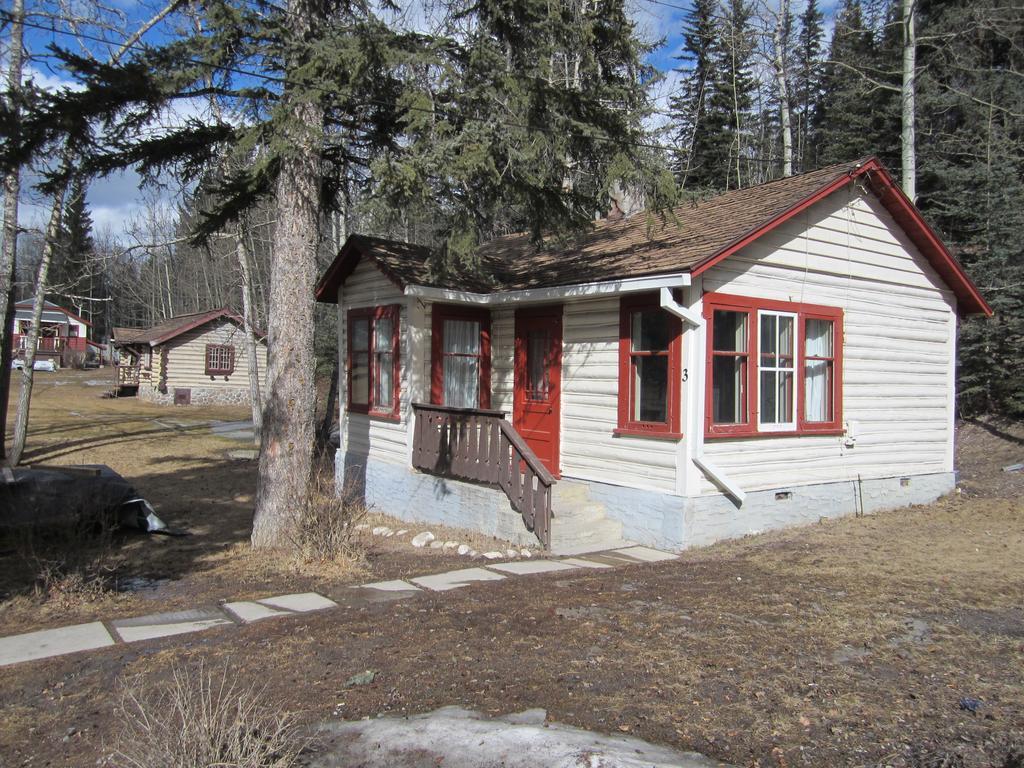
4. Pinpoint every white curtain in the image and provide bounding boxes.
[804,319,832,422]
[442,319,480,408]
[374,316,393,408]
